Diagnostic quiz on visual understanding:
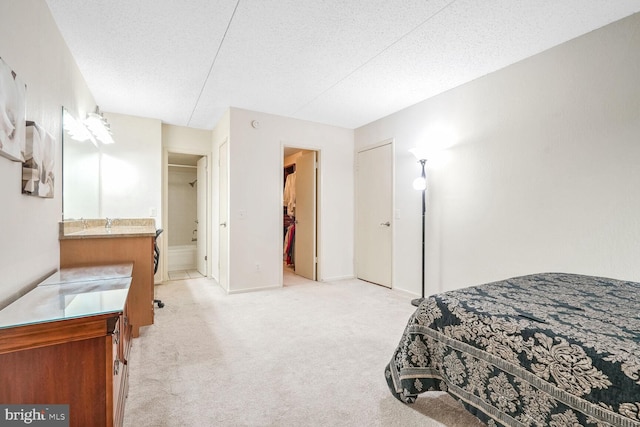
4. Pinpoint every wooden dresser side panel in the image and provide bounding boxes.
[0,337,108,427]
[60,237,154,335]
